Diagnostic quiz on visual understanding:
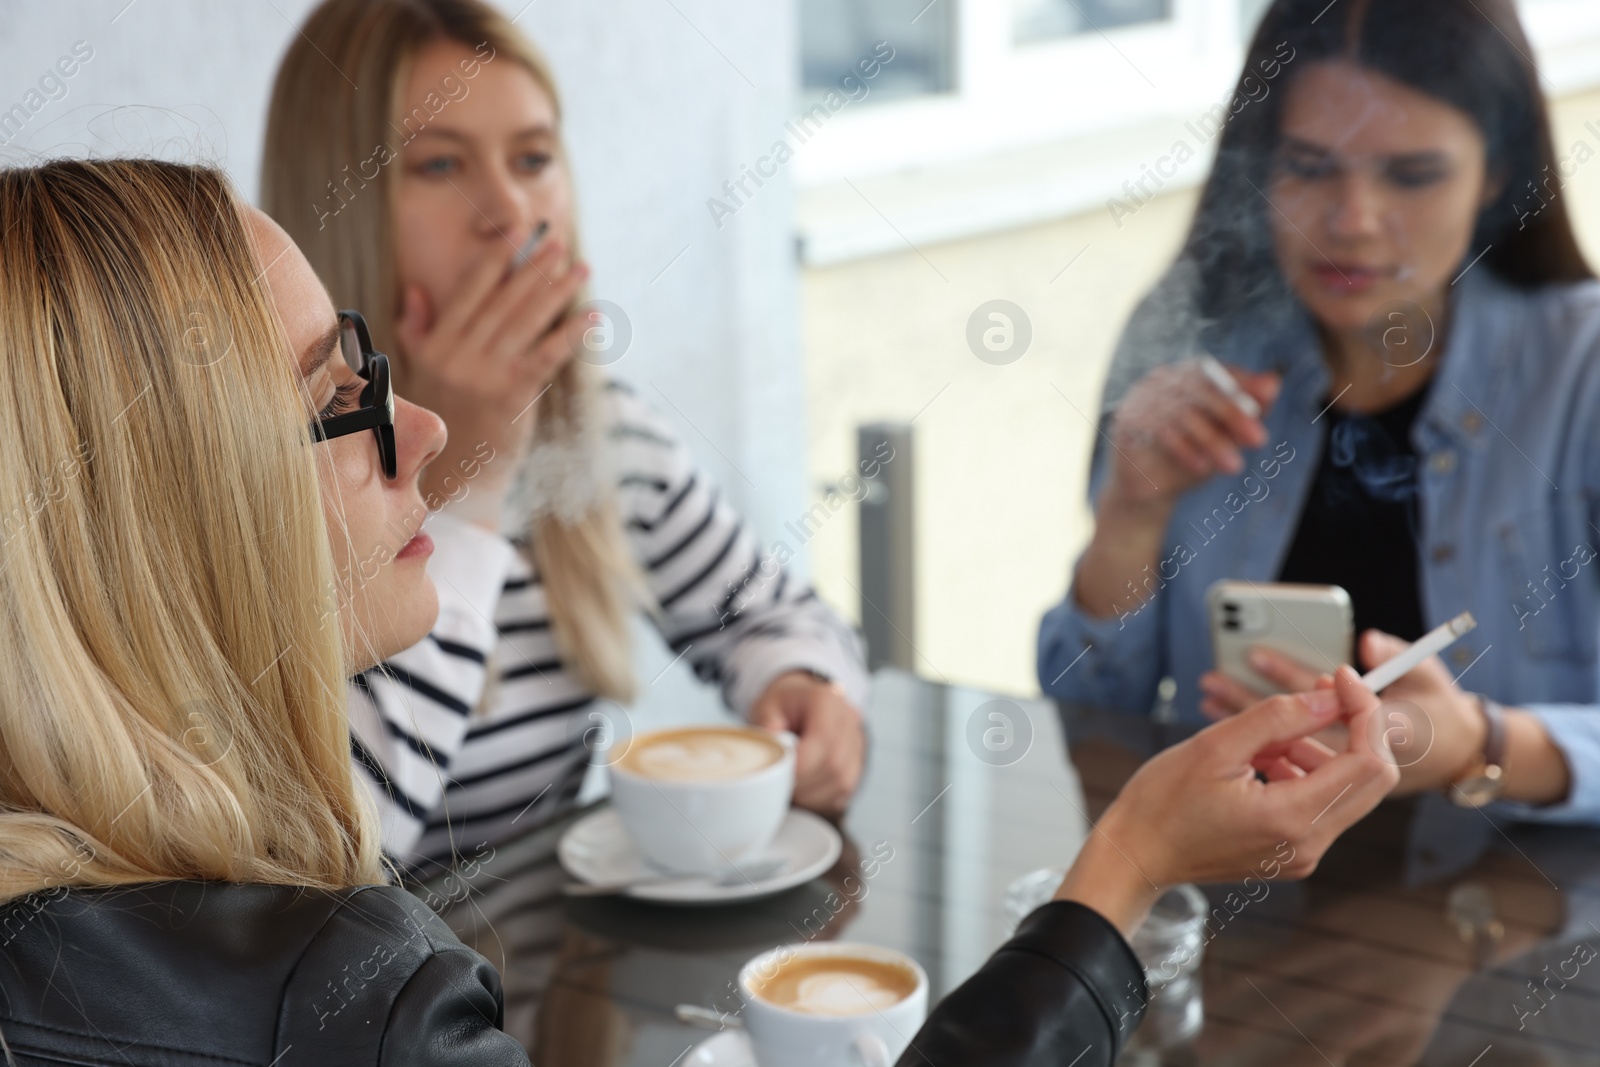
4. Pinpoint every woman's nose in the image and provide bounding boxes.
[471,163,534,243]
[1327,173,1385,238]
[393,395,447,483]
